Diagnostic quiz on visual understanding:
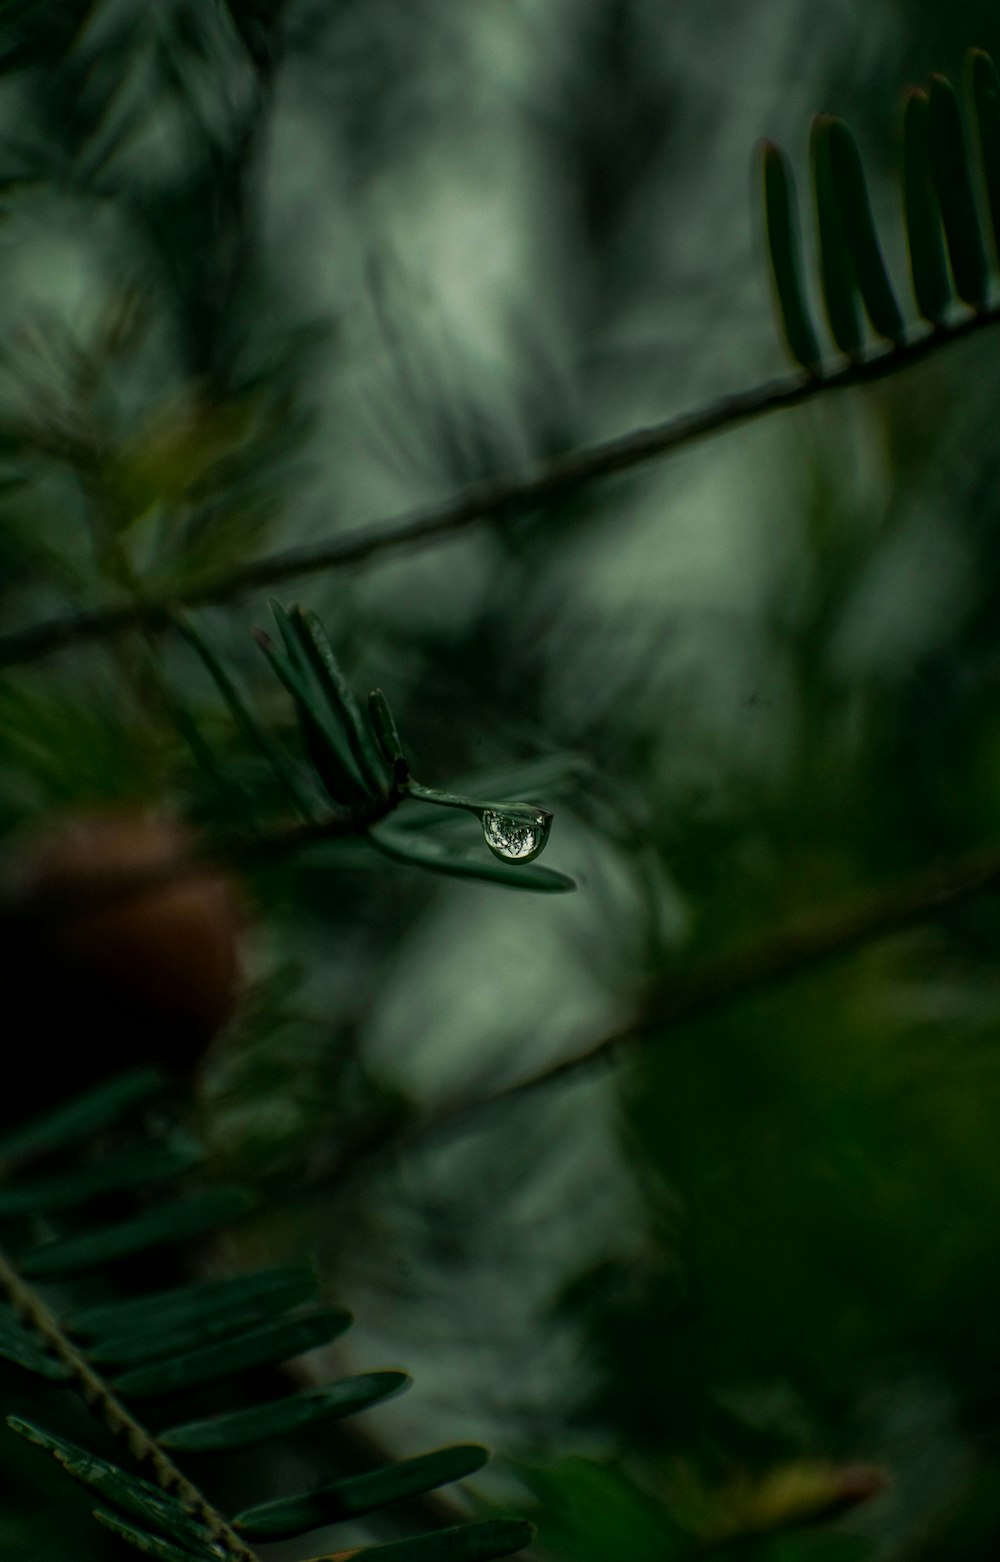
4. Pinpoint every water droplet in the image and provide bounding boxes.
[481,809,551,864]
